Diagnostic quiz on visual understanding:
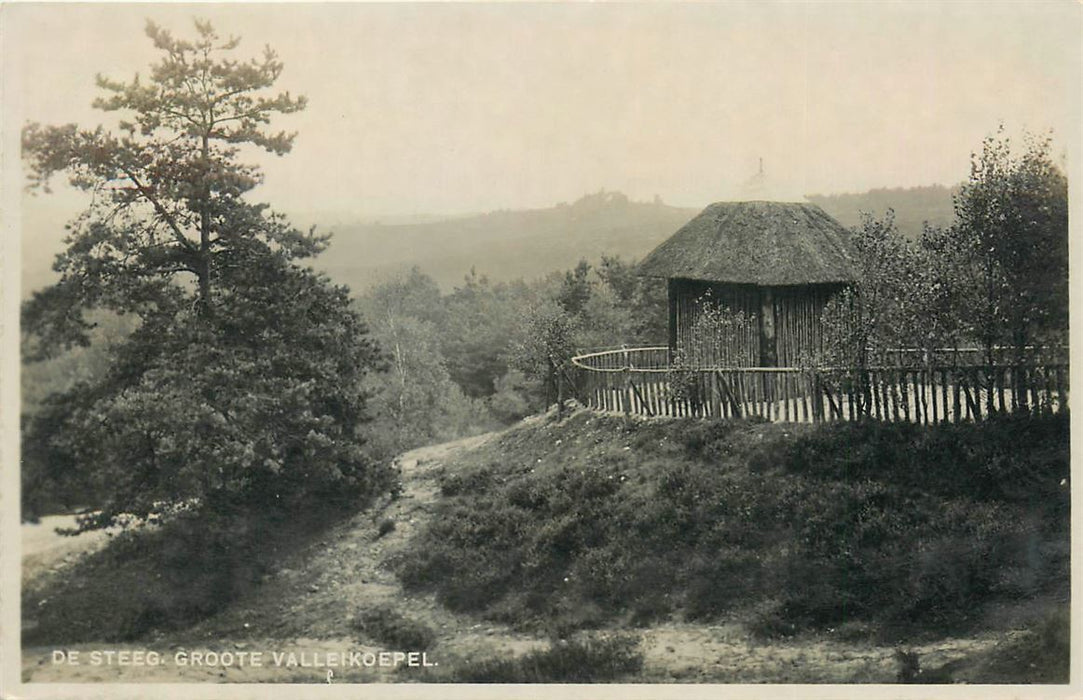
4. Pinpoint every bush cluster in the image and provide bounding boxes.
[443,635,642,683]
[398,412,1069,639]
[352,606,437,651]
[23,504,350,645]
